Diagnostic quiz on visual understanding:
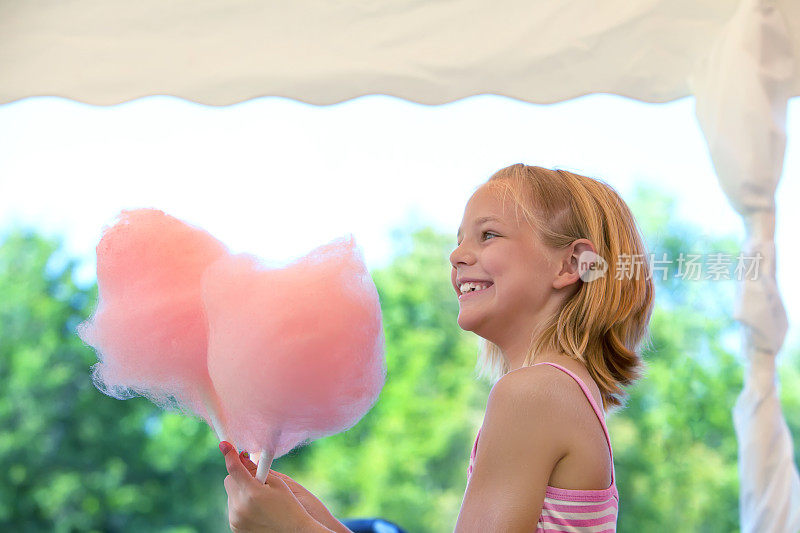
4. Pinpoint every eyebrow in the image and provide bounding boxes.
[457,216,504,239]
